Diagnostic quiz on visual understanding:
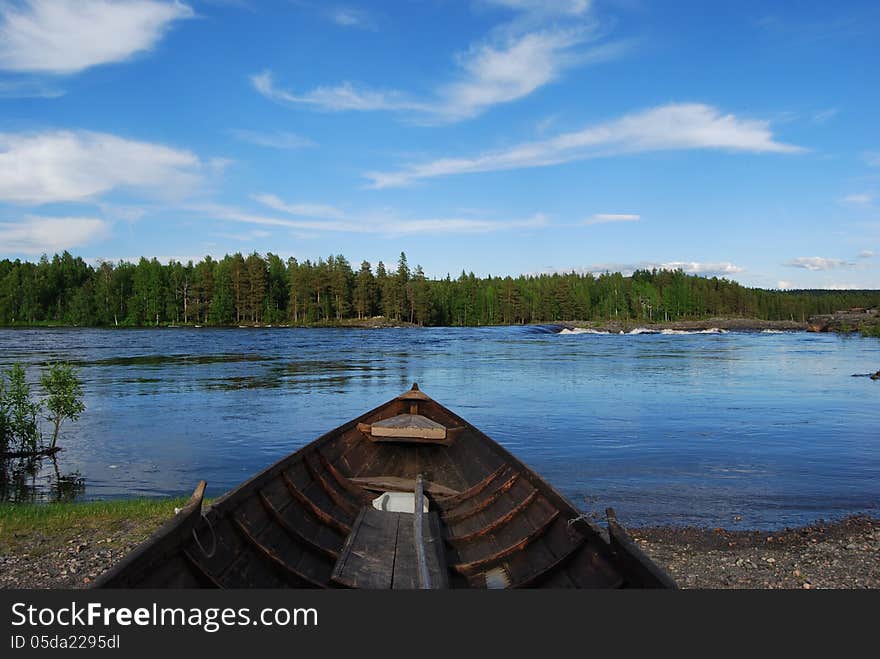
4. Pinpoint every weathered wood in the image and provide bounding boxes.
[453,510,560,575]
[181,549,225,588]
[304,459,360,516]
[442,473,522,524]
[447,490,539,546]
[441,465,508,508]
[233,518,327,588]
[93,385,676,590]
[350,475,460,498]
[371,414,447,440]
[414,475,432,589]
[258,490,339,561]
[606,508,679,589]
[281,471,352,535]
[331,508,399,589]
[315,452,374,503]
